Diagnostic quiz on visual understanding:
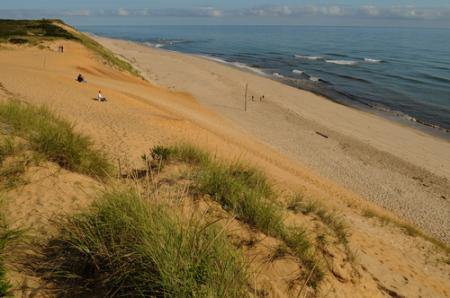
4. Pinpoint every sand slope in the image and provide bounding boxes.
[0,36,449,297]
[90,36,450,244]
